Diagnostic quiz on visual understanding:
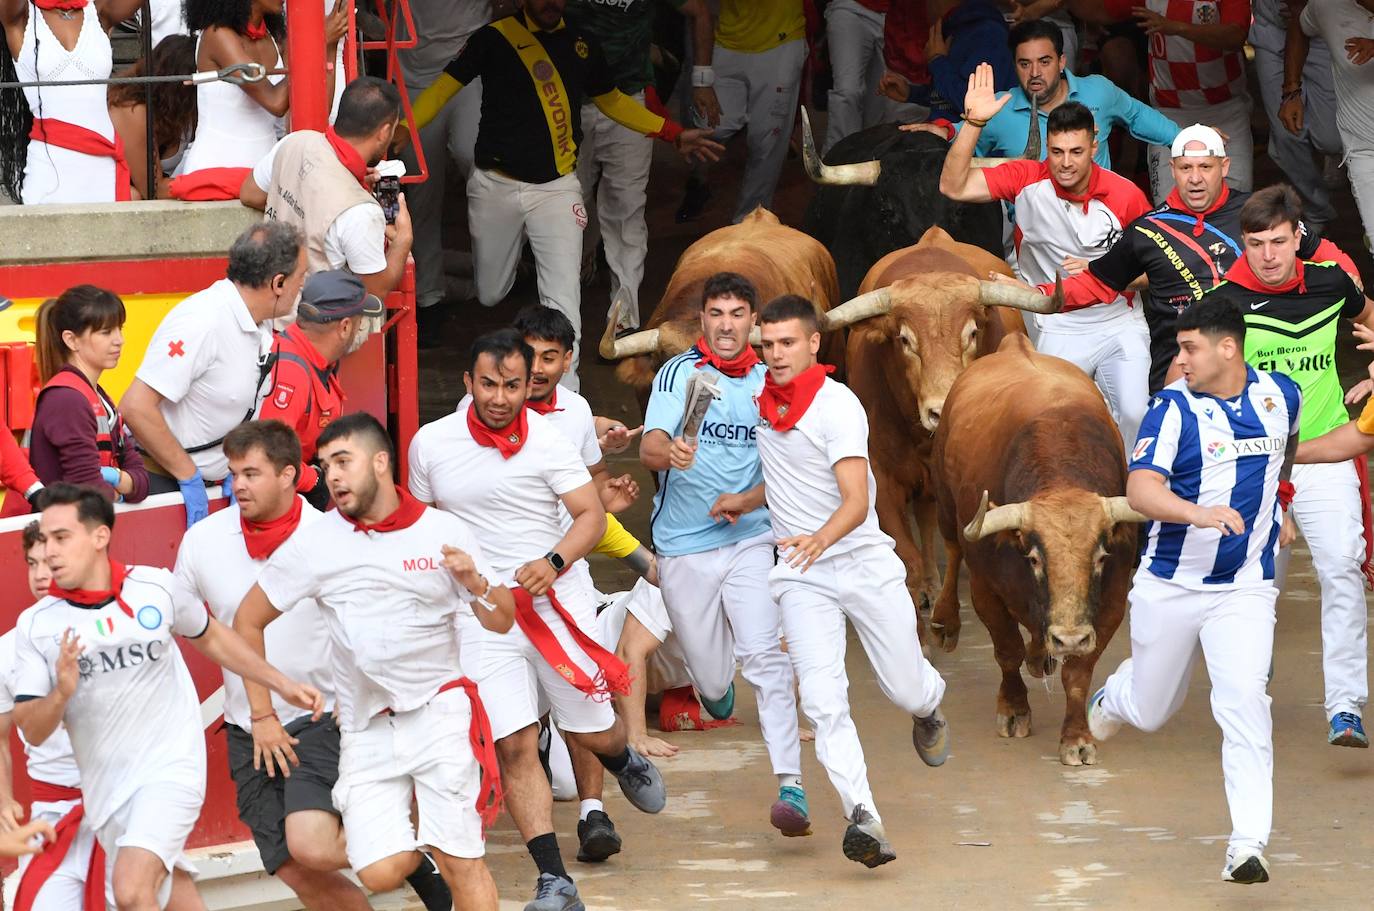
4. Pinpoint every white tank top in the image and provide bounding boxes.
[180,31,284,172]
[18,3,118,204]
